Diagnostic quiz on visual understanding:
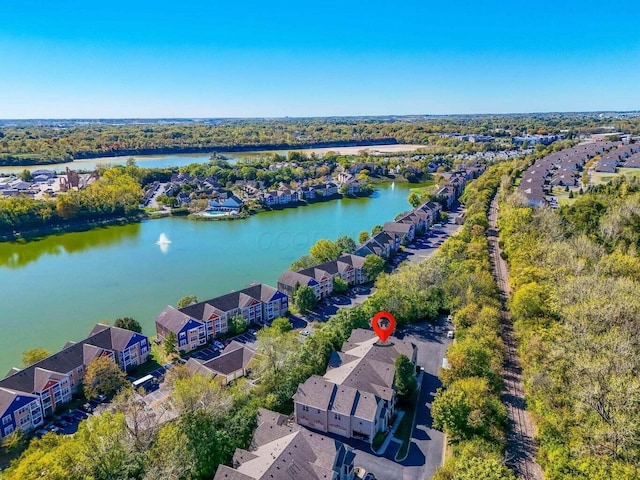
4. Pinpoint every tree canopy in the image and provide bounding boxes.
[83,356,130,400]
[114,317,142,333]
[21,348,51,367]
